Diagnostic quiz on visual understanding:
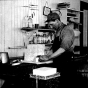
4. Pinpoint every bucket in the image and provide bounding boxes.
[0,52,9,64]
